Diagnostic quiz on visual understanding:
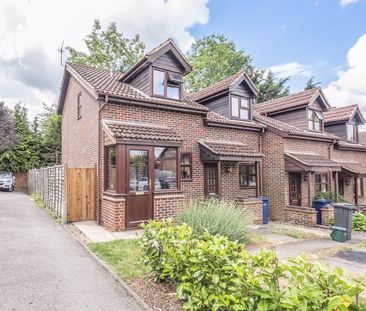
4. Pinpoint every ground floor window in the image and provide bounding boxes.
[357,178,364,197]
[154,147,177,190]
[239,164,256,188]
[315,173,328,193]
[180,153,192,180]
[107,146,117,191]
